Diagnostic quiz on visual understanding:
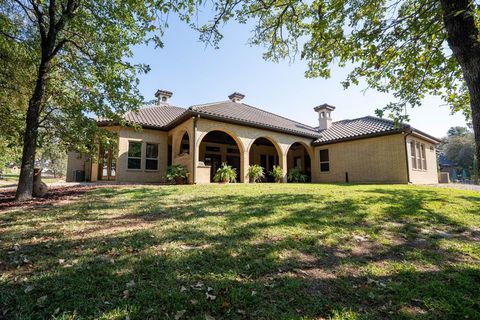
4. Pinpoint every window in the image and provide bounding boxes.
[410,140,427,170]
[145,143,159,170]
[319,149,329,172]
[128,141,142,169]
[416,142,422,169]
[410,141,417,169]
[206,146,221,152]
[421,144,427,170]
